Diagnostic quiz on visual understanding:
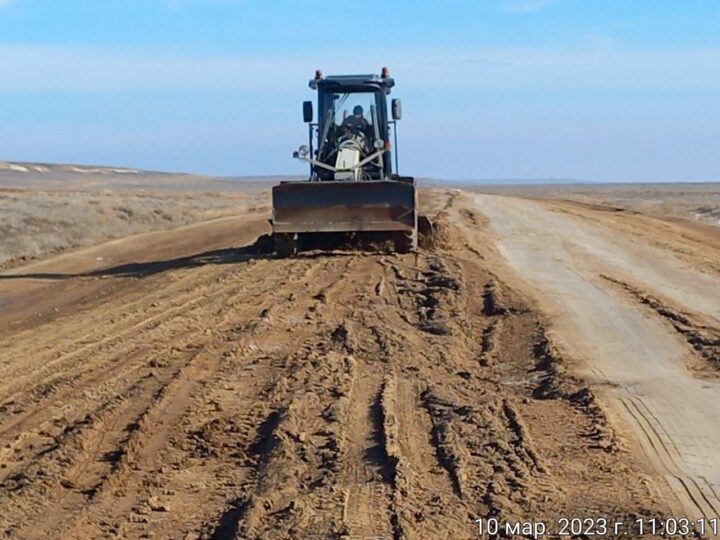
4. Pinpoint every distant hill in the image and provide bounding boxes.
[1,161,603,191]
[0,161,245,192]
[0,161,150,175]
[419,177,592,187]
